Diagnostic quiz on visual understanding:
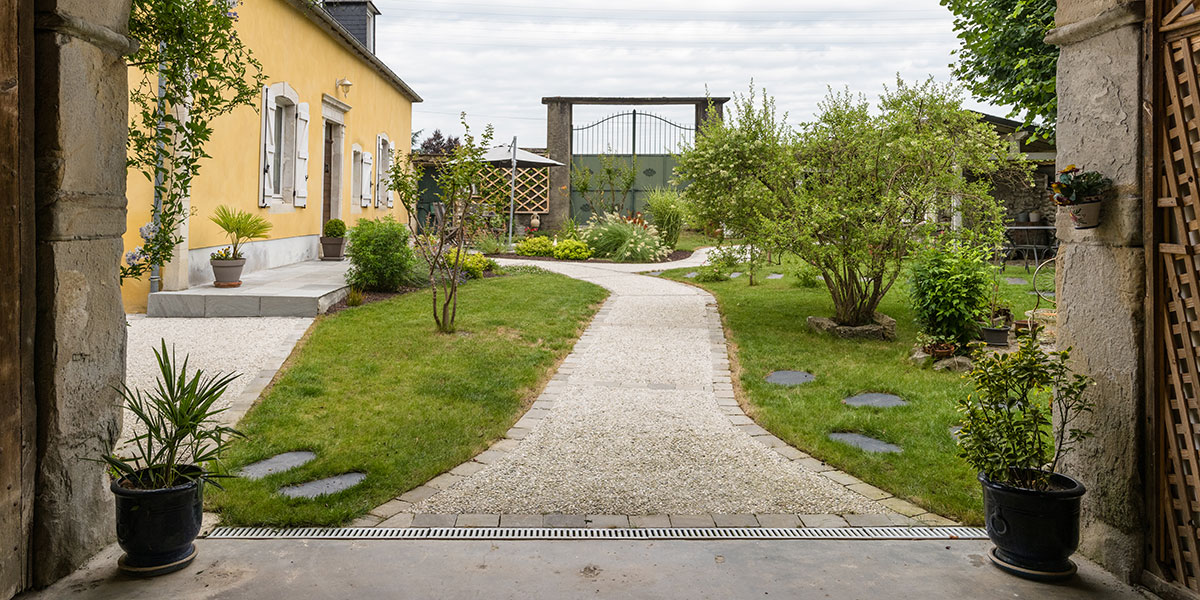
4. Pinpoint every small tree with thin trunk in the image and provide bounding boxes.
[389,114,495,332]
[790,78,1011,326]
